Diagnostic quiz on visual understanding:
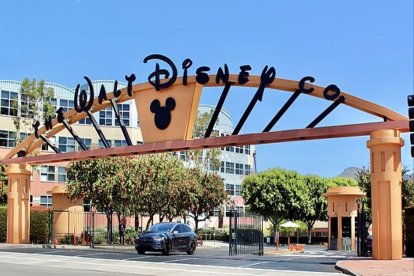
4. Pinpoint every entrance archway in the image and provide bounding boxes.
[1,72,408,260]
